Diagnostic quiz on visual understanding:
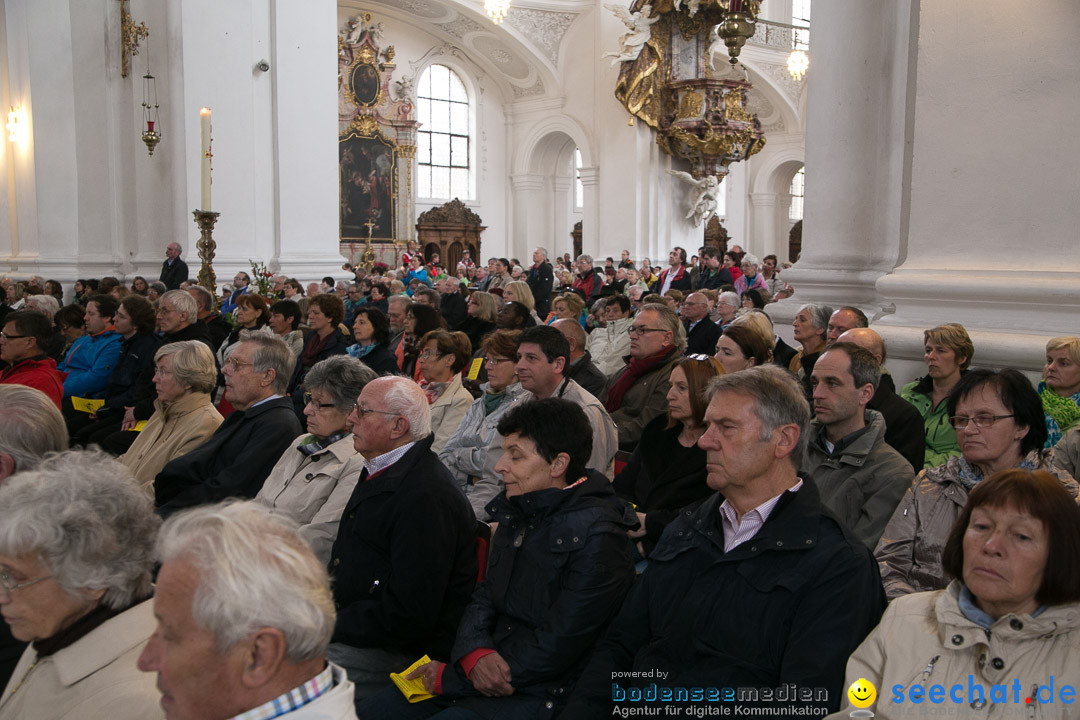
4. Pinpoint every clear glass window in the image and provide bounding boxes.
[789,166,805,221]
[417,65,472,200]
